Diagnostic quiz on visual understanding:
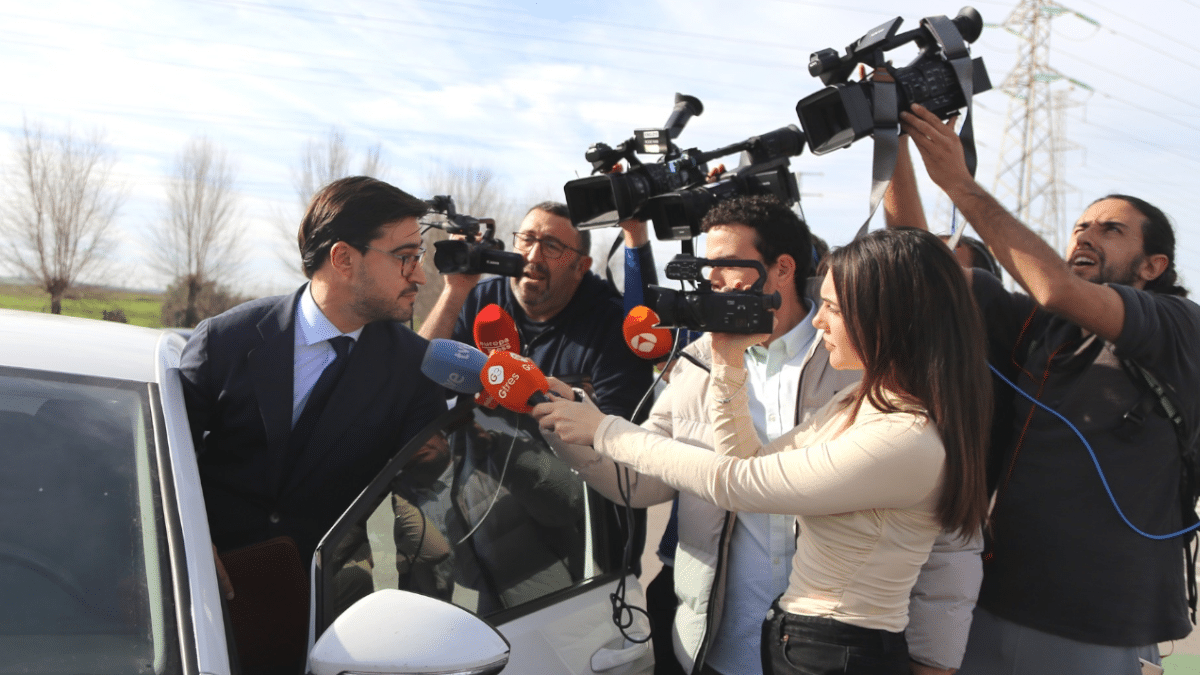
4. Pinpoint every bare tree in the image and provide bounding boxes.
[1,120,124,314]
[147,136,242,327]
[413,163,520,326]
[276,128,388,278]
[293,127,387,209]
